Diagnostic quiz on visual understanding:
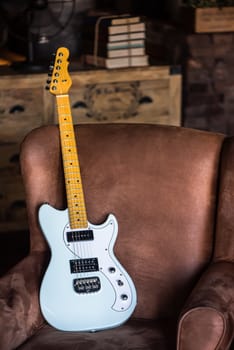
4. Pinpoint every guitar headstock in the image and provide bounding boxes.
[47,47,72,95]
